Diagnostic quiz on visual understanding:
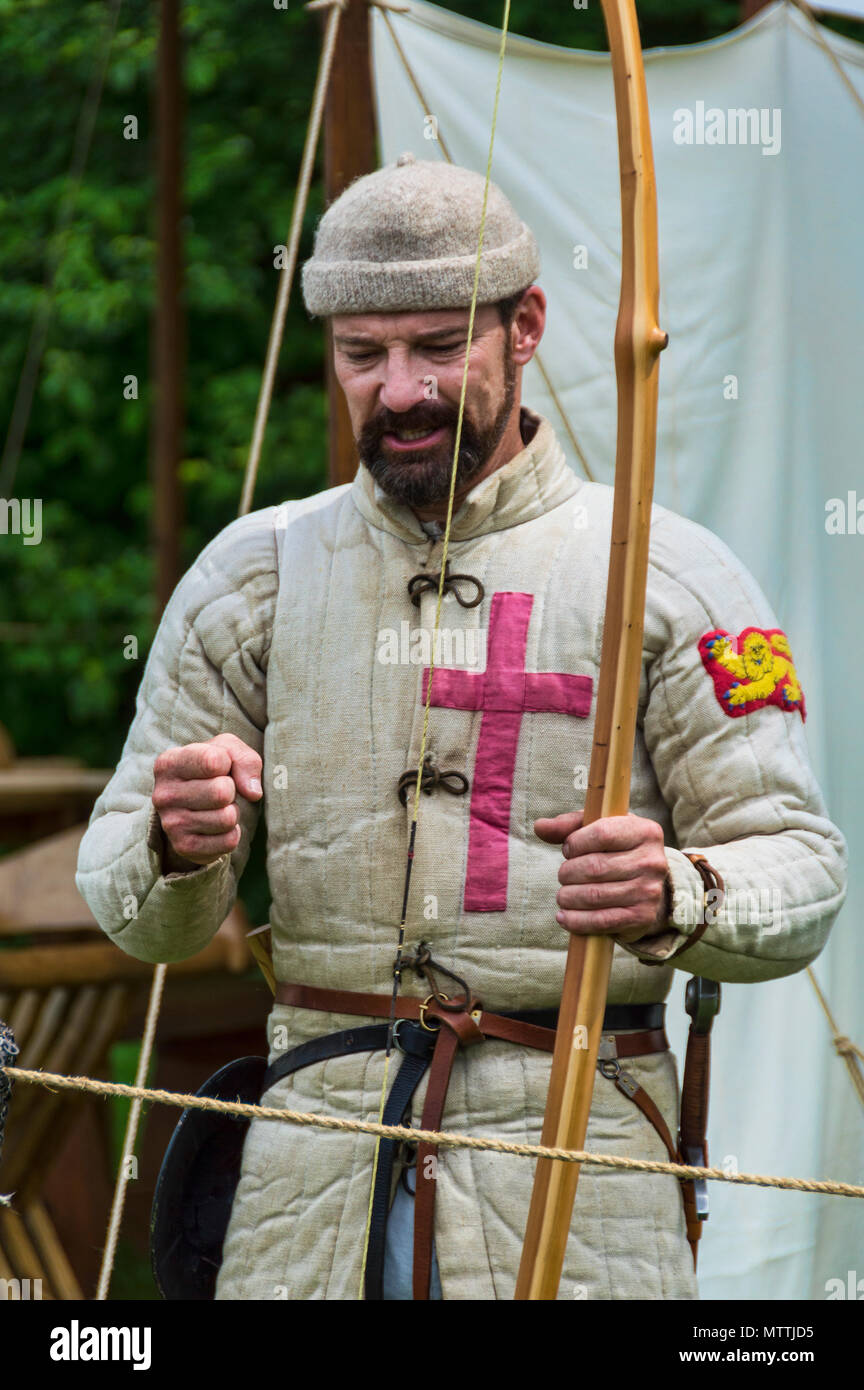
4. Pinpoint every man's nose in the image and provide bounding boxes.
[378,356,428,414]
